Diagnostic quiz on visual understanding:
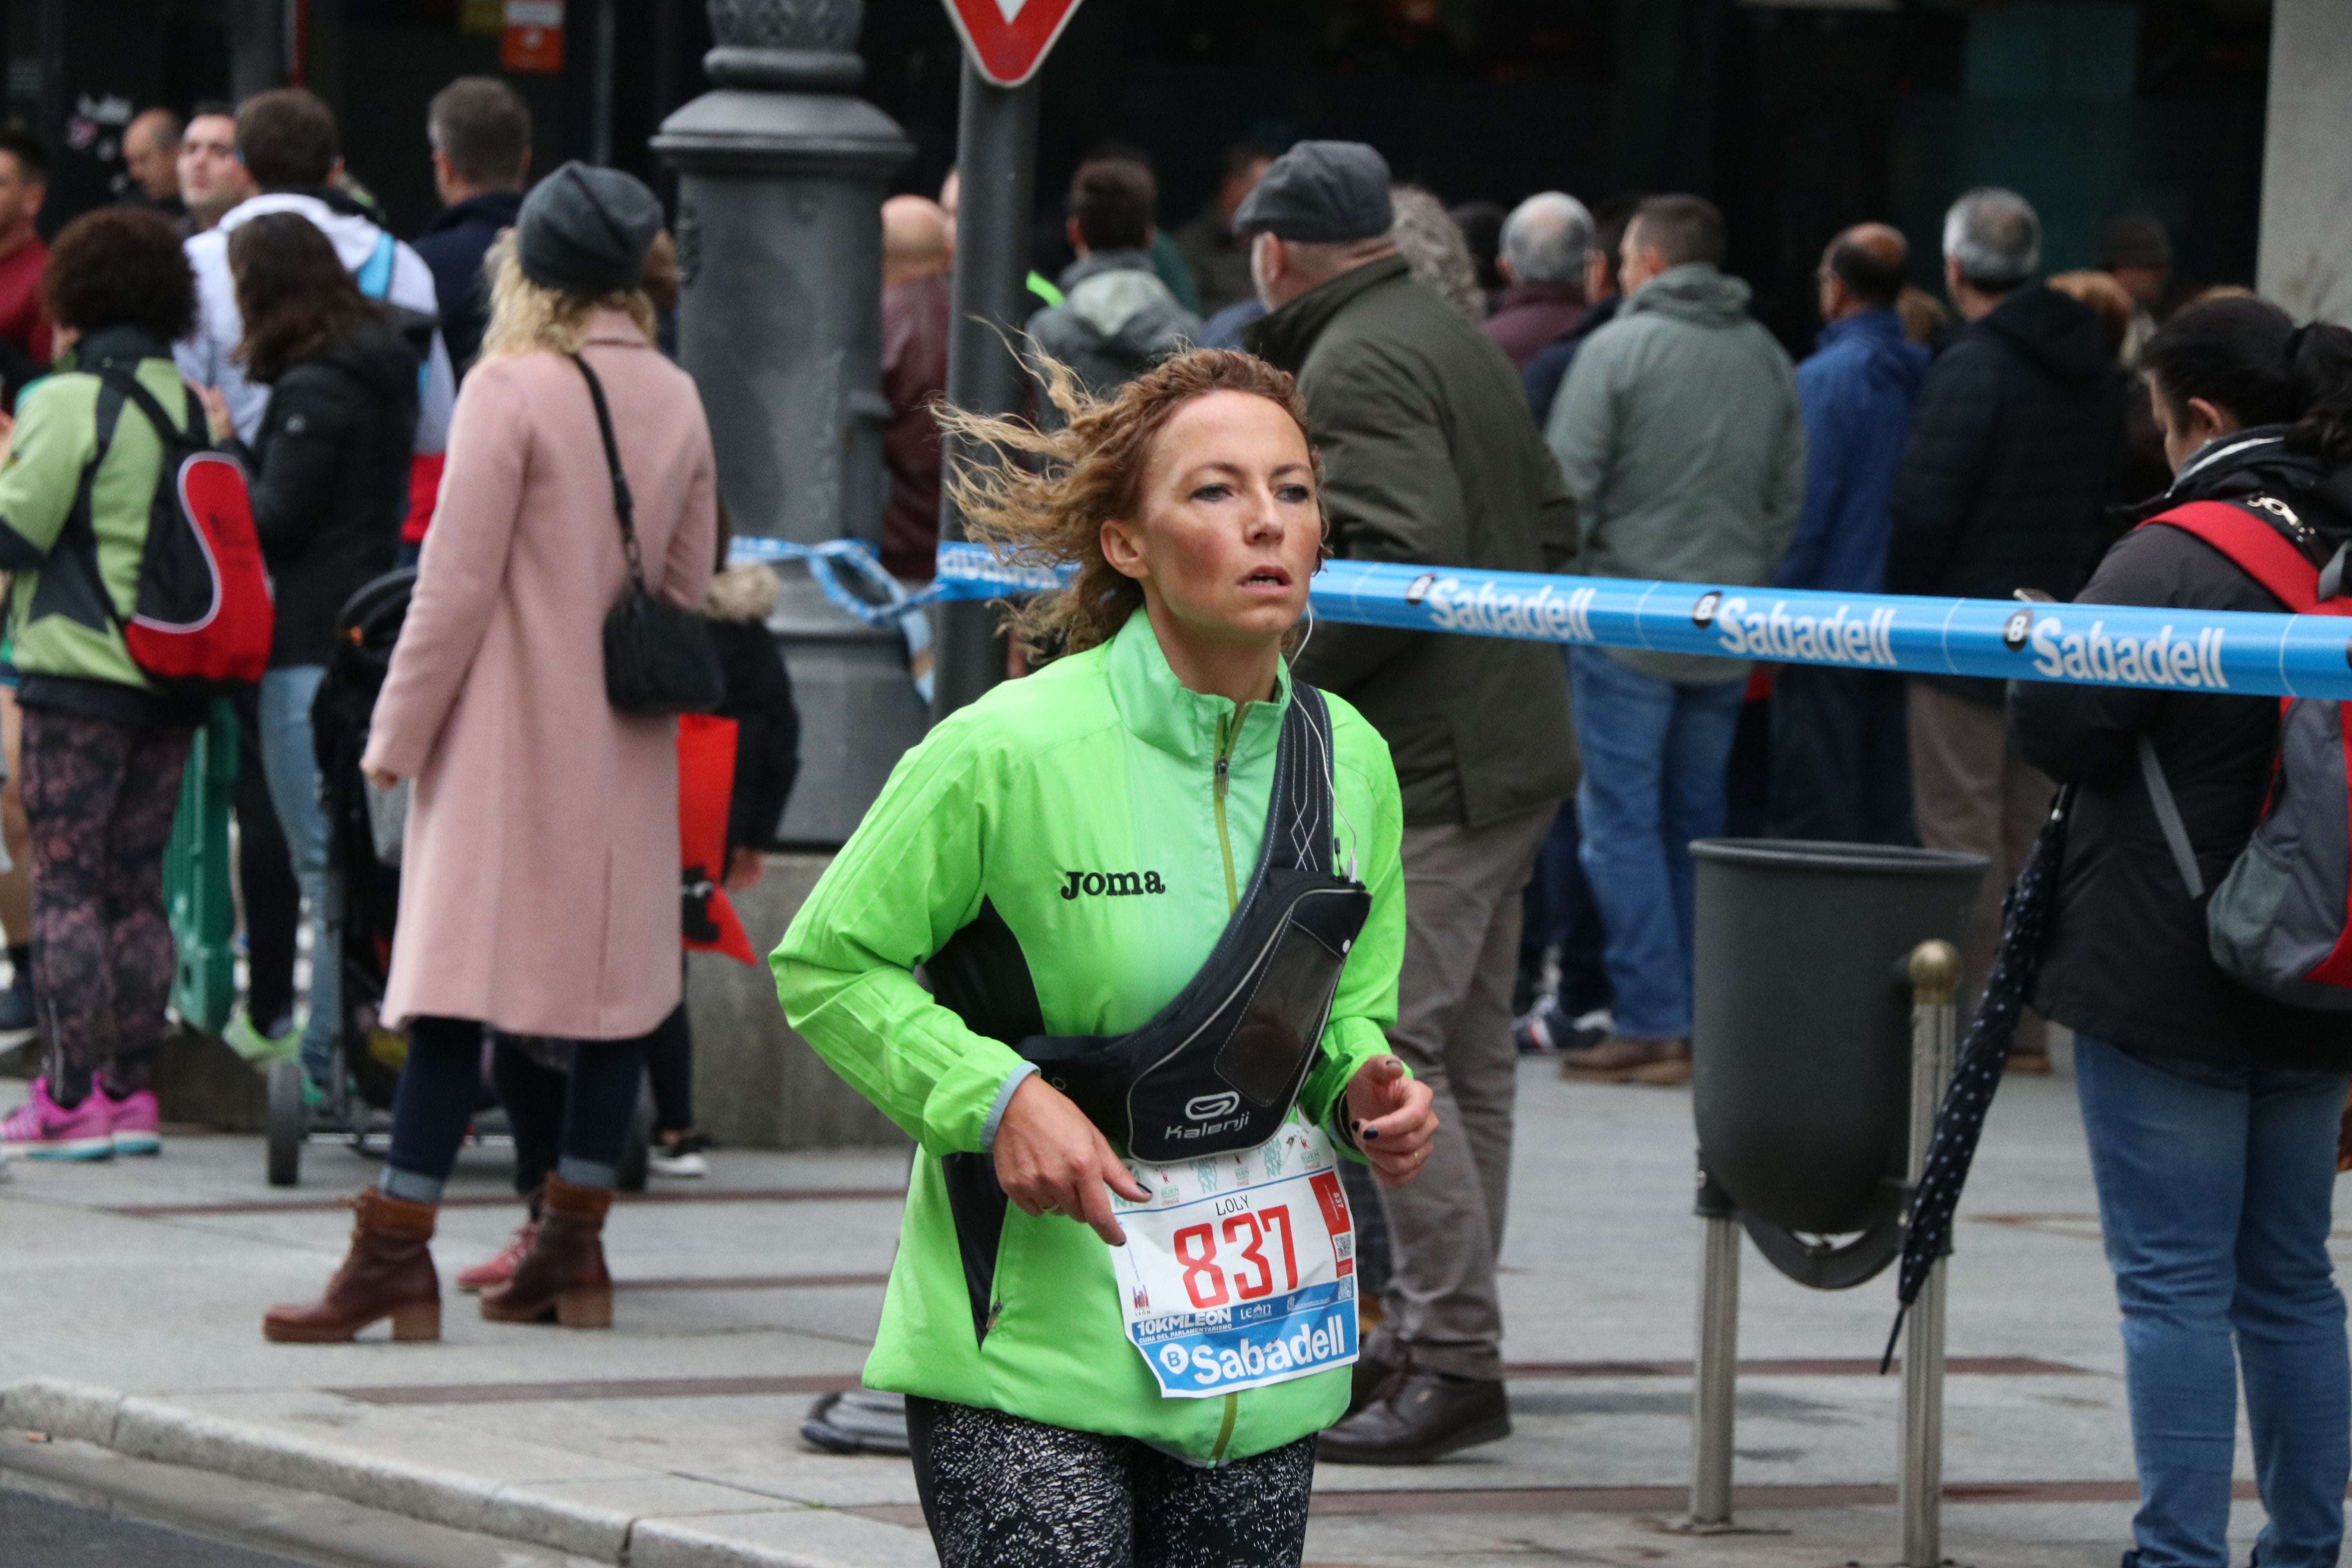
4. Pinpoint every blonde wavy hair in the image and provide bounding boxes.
[940,347,1327,663]
[475,230,659,362]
